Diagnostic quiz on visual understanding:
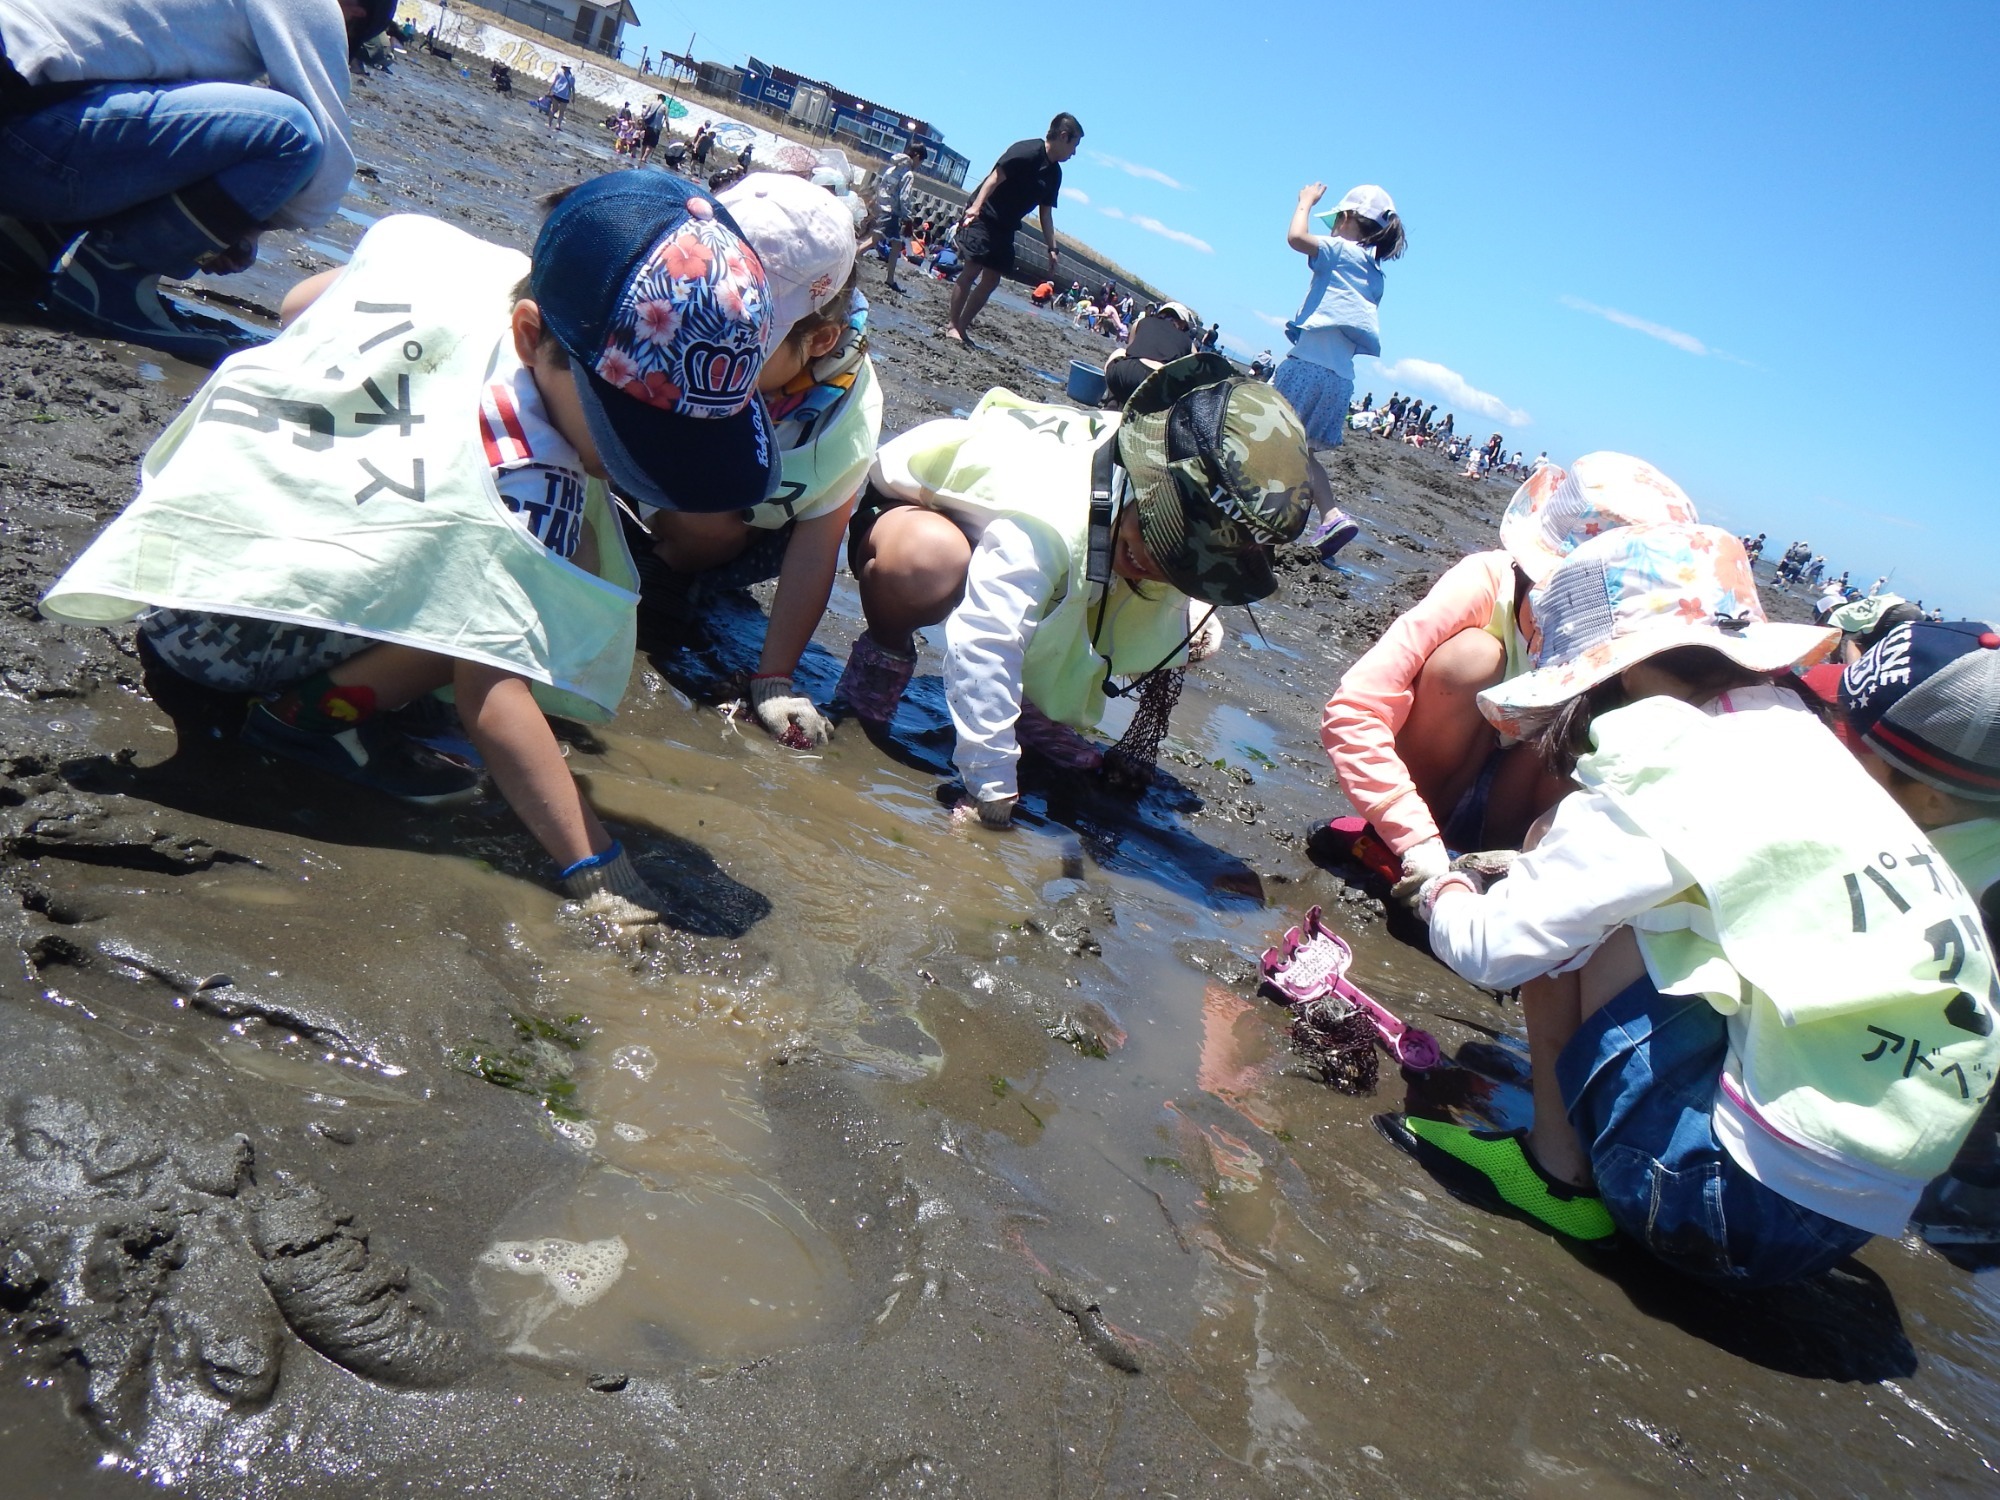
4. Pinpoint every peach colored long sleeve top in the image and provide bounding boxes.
[1320,549,1518,856]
